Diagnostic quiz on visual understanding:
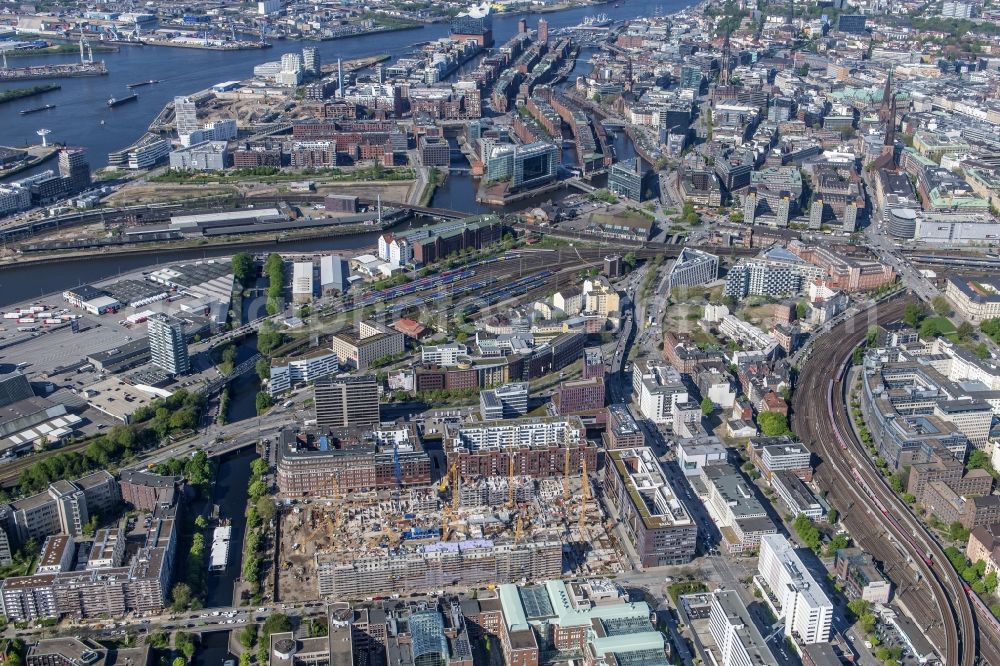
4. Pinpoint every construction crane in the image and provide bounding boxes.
[508,455,516,508]
[563,446,571,502]
[392,440,402,511]
[451,463,460,511]
[581,454,590,502]
[514,512,524,543]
